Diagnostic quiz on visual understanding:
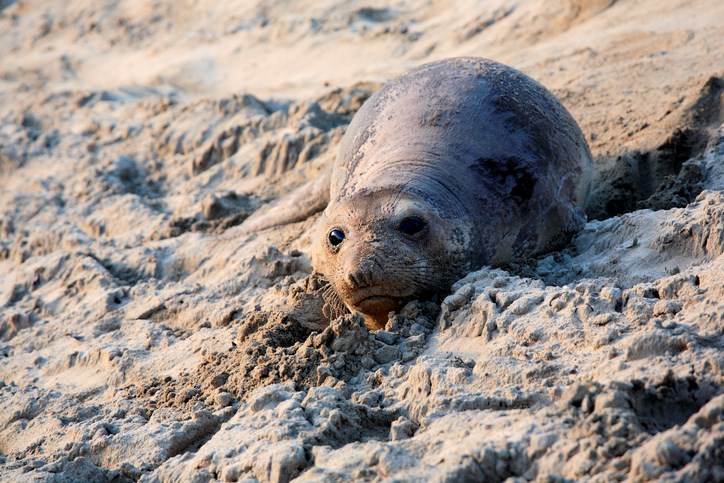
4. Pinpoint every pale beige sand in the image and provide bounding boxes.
[0,0,722,481]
